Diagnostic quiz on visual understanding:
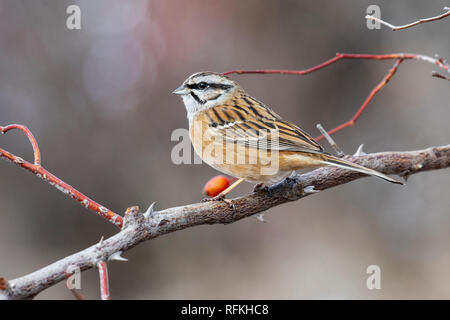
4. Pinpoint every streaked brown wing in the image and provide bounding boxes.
[203,92,324,153]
